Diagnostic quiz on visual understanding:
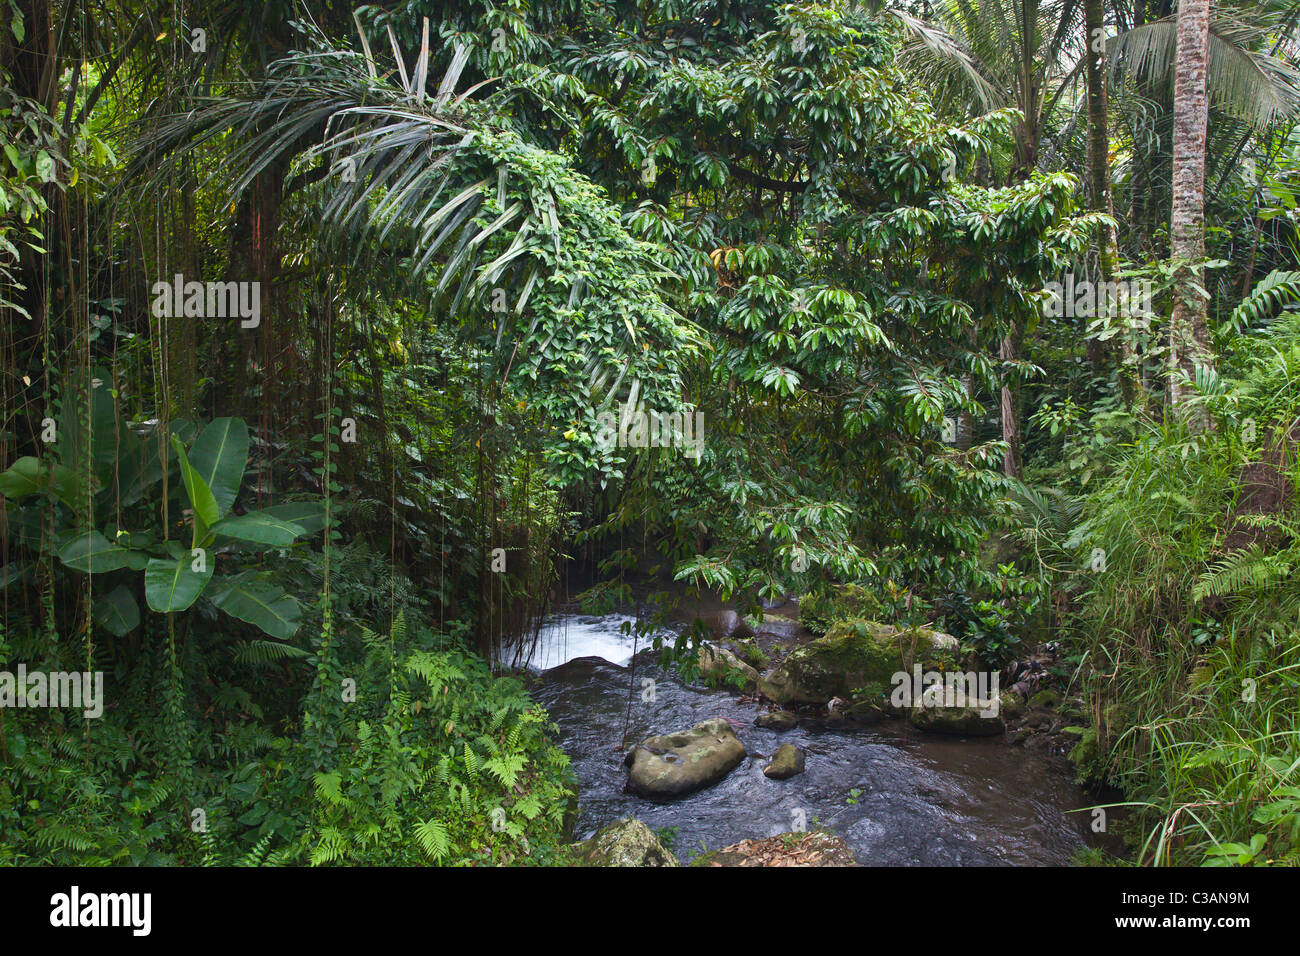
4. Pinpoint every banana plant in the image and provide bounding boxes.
[0,370,322,639]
